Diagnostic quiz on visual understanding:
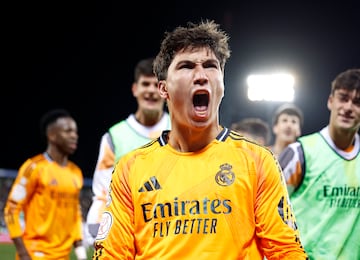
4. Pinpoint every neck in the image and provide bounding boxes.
[45,148,68,166]
[135,109,163,126]
[168,124,222,152]
[328,125,357,150]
